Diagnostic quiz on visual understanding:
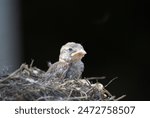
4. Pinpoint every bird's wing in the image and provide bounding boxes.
[65,61,84,79]
[46,61,69,79]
